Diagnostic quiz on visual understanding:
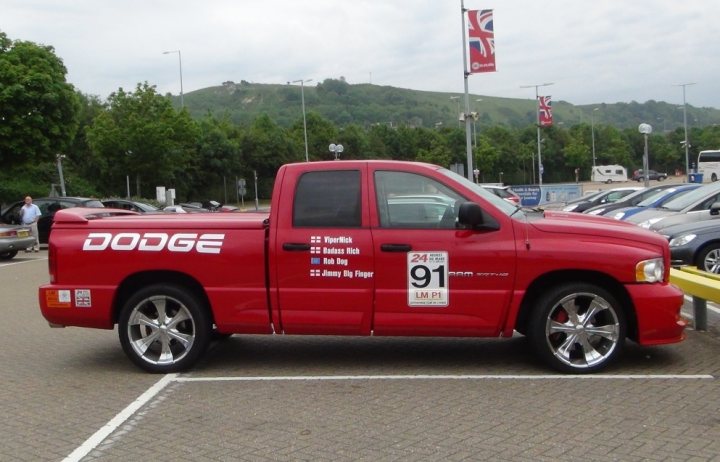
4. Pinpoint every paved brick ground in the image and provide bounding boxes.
[2,254,718,462]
